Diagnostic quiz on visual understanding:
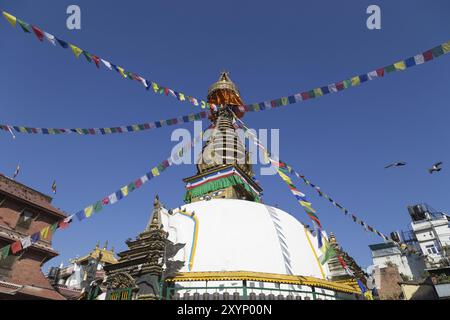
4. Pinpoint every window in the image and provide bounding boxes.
[16,210,35,231]
[426,244,439,255]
